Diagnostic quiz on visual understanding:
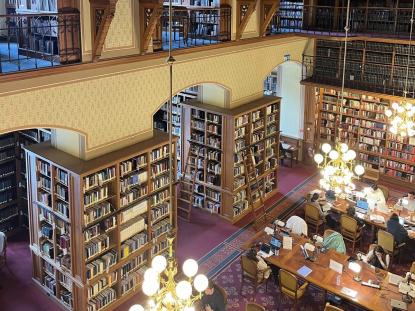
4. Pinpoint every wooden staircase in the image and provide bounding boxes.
[242,147,269,230]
